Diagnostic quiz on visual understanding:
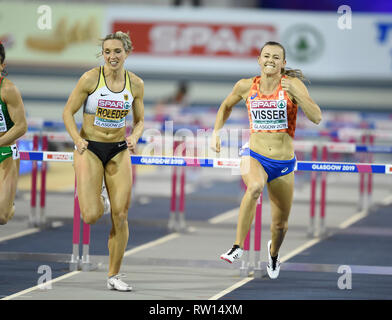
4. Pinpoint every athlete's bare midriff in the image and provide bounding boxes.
[249,131,294,160]
[80,114,127,142]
